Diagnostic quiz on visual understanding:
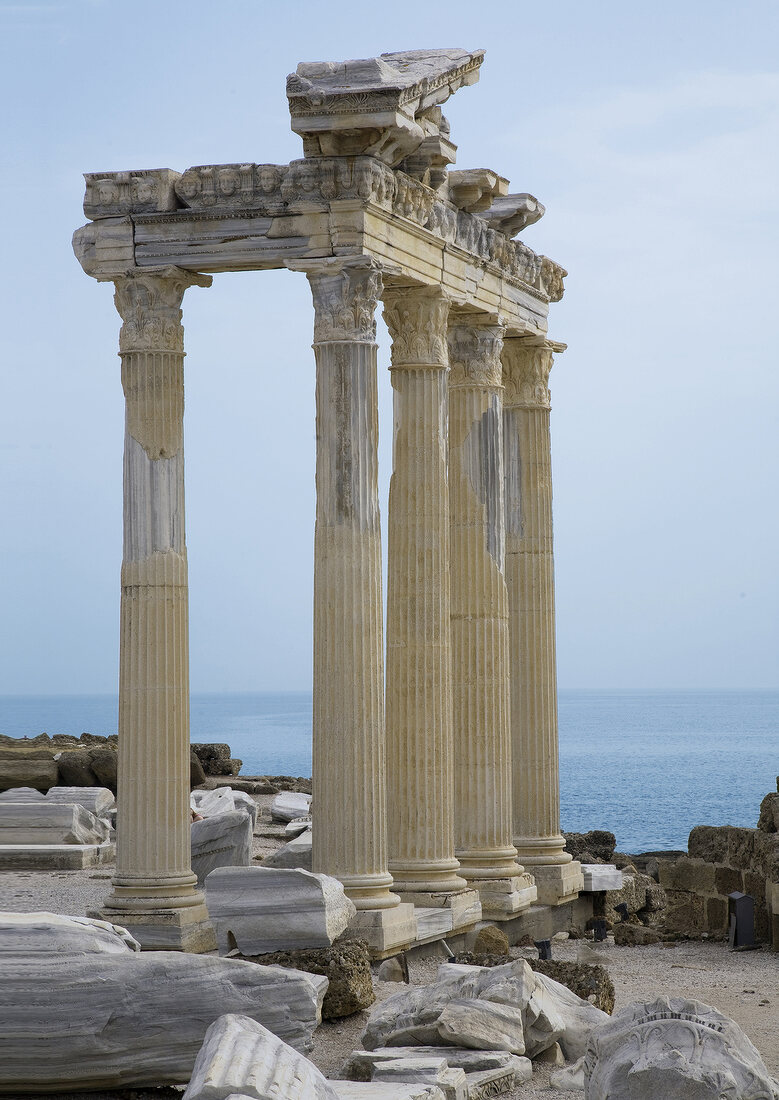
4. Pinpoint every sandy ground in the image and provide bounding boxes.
[2,788,777,1096]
